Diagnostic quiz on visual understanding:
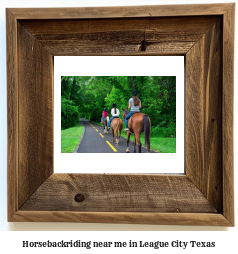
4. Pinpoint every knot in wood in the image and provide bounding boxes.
[74,193,85,202]
[140,40,148,52]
